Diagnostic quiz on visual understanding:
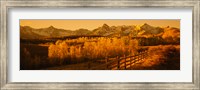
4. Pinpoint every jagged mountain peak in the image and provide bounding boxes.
[20,25,92,39]
[102,23,109,28]
[143,23,148,25]
[138,23,164,36]
[142,23,152,27]
[20,23,177,39]
[20,26,33,29]
[48,25,56,29]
